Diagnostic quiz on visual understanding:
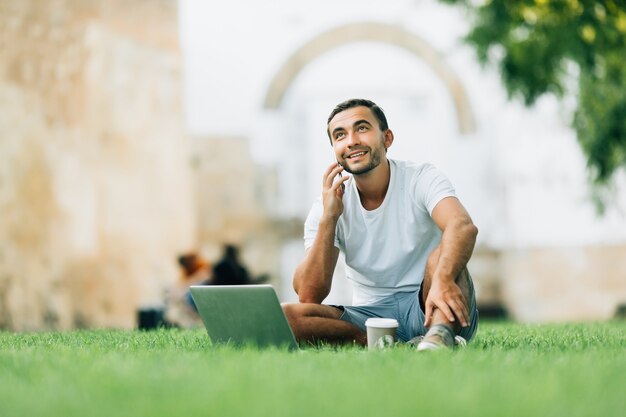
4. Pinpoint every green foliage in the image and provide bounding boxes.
[574,50,626,184]
[1,322,625,417]
[441,0,626,189]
